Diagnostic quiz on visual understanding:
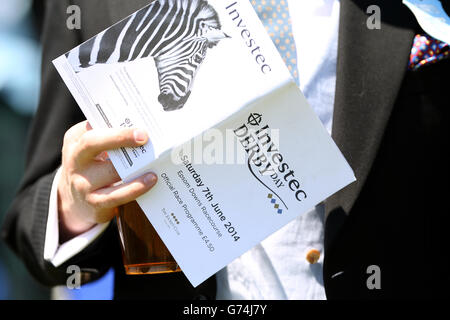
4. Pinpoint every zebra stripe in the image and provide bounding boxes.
[68,0,227,111]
